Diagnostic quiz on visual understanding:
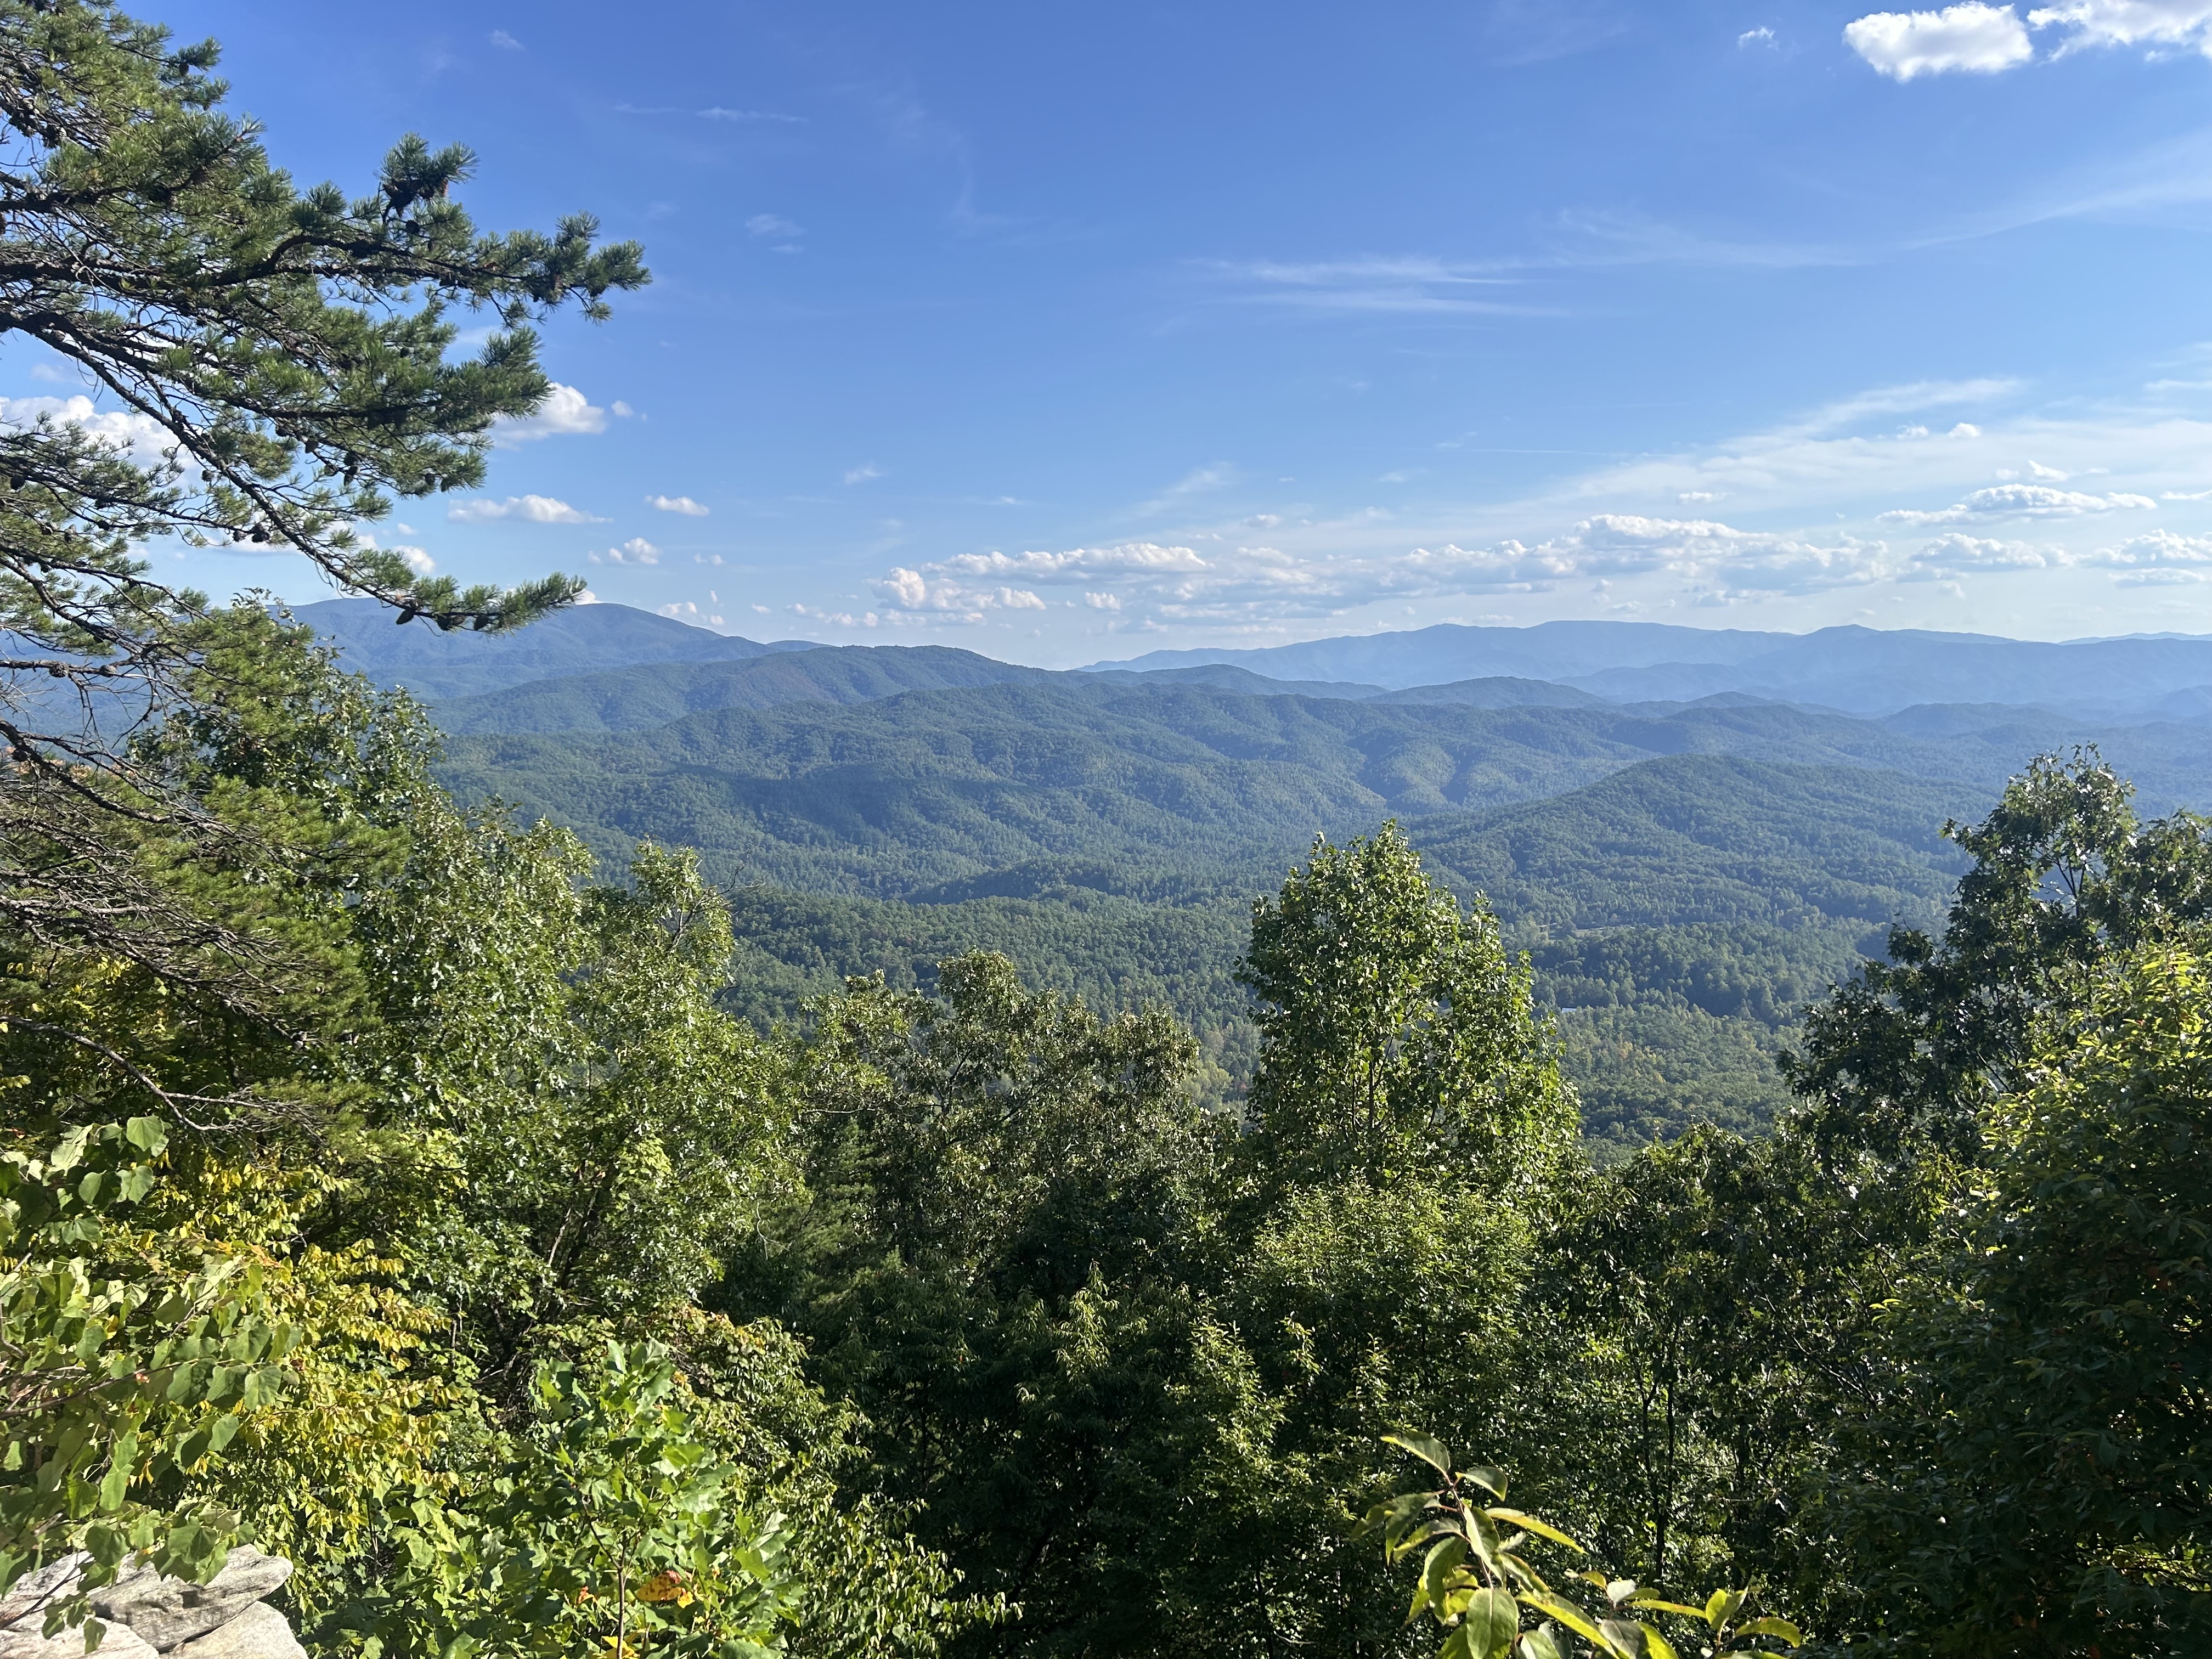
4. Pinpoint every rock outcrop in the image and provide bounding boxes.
[0,1552,301,1659]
